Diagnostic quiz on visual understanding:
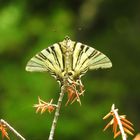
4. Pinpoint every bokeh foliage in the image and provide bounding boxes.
[0,0,140,139]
